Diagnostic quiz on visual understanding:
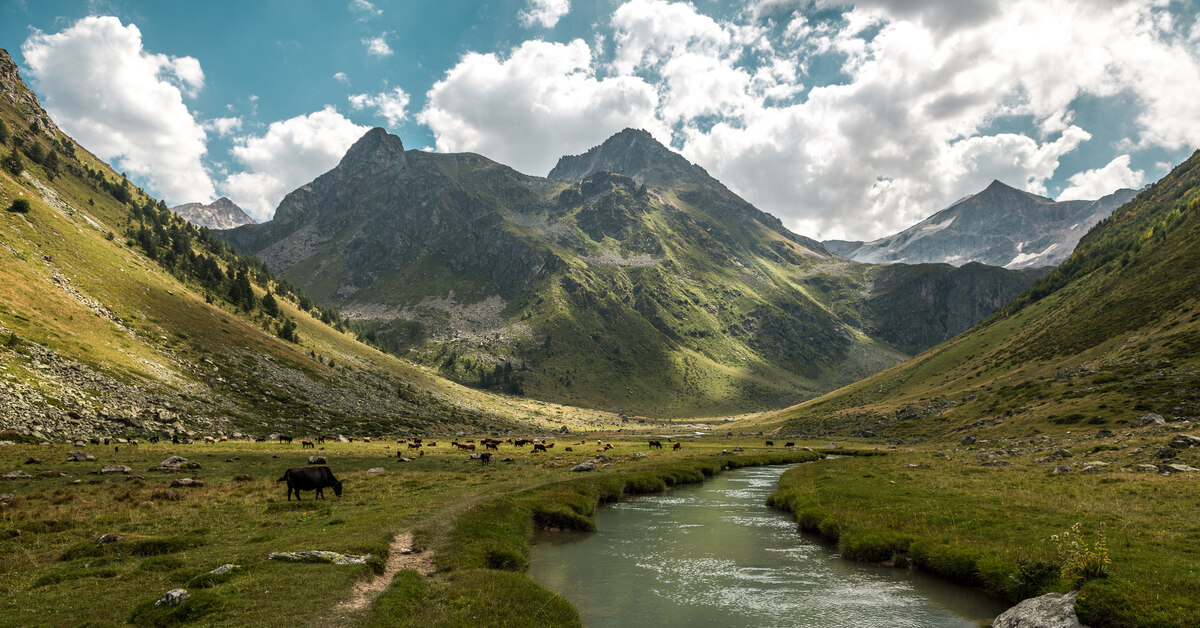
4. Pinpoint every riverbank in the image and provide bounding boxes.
[766,450,1200,627]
